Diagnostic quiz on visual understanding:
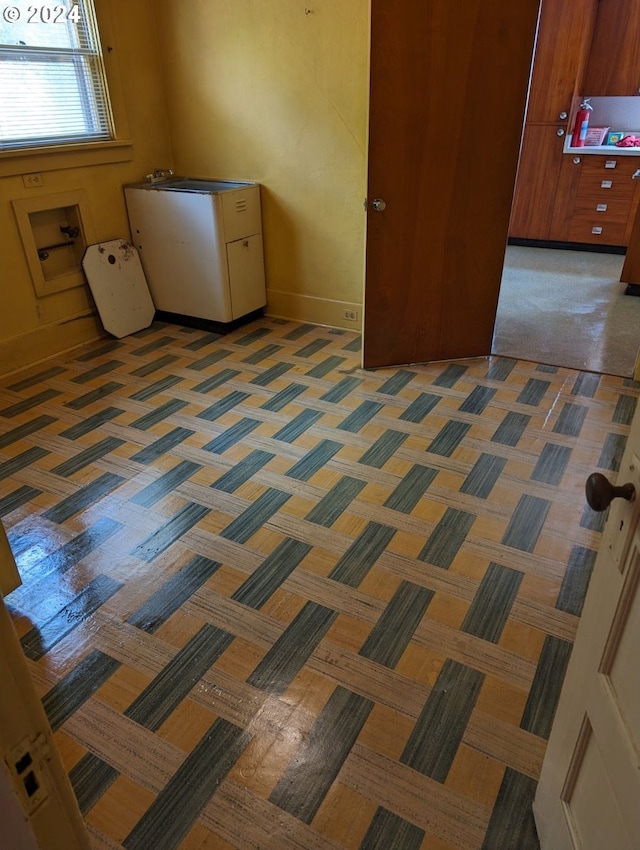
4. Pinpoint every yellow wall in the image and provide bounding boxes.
[154,0,369,329]
[0,0,173,376]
